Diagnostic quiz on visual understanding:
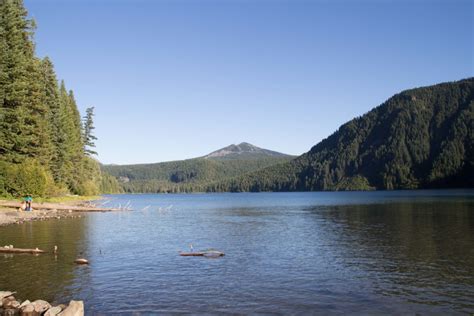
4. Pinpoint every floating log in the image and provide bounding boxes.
[180,250,224,257]
[0,247,45,254]
[74,258,89,264]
